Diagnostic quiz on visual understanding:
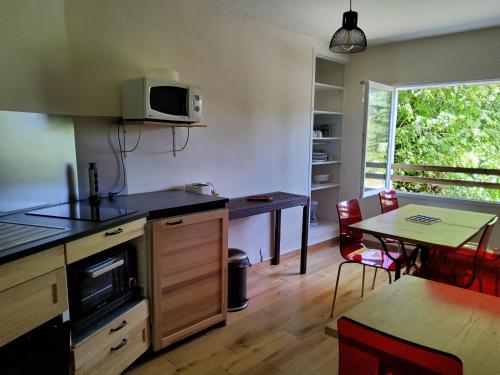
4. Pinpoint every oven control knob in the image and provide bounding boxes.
[128,277,137,288]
